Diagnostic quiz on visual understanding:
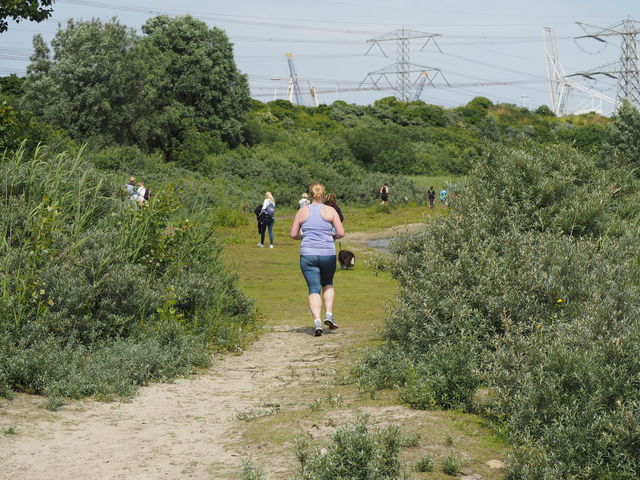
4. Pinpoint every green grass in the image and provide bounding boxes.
[221,207,403,334]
